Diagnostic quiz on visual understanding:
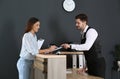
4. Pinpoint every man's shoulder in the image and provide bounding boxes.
[87,28,98,34]
[88,27,97,31]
